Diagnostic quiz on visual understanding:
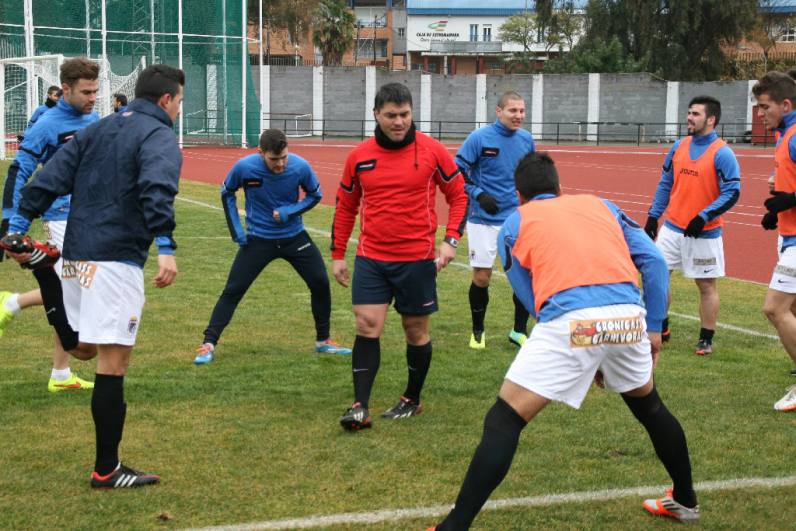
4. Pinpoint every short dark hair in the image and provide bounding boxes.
[374,82,412,111]
[688,95,721,126]
[752,71,796,104]
[787,68,796,81]
[113,93,128,106]
[498,91,523,108]
[59,57,99,86]
[47,85,60,95]
[134,64,185,103]
[259,129,287,153]
[514,152,560,200]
